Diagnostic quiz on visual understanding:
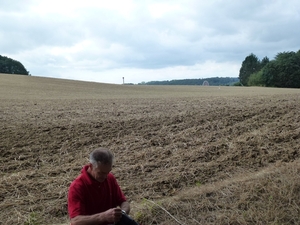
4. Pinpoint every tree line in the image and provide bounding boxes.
[138,77,239,86]
[239,50,300,88]
[0,55,29,75]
